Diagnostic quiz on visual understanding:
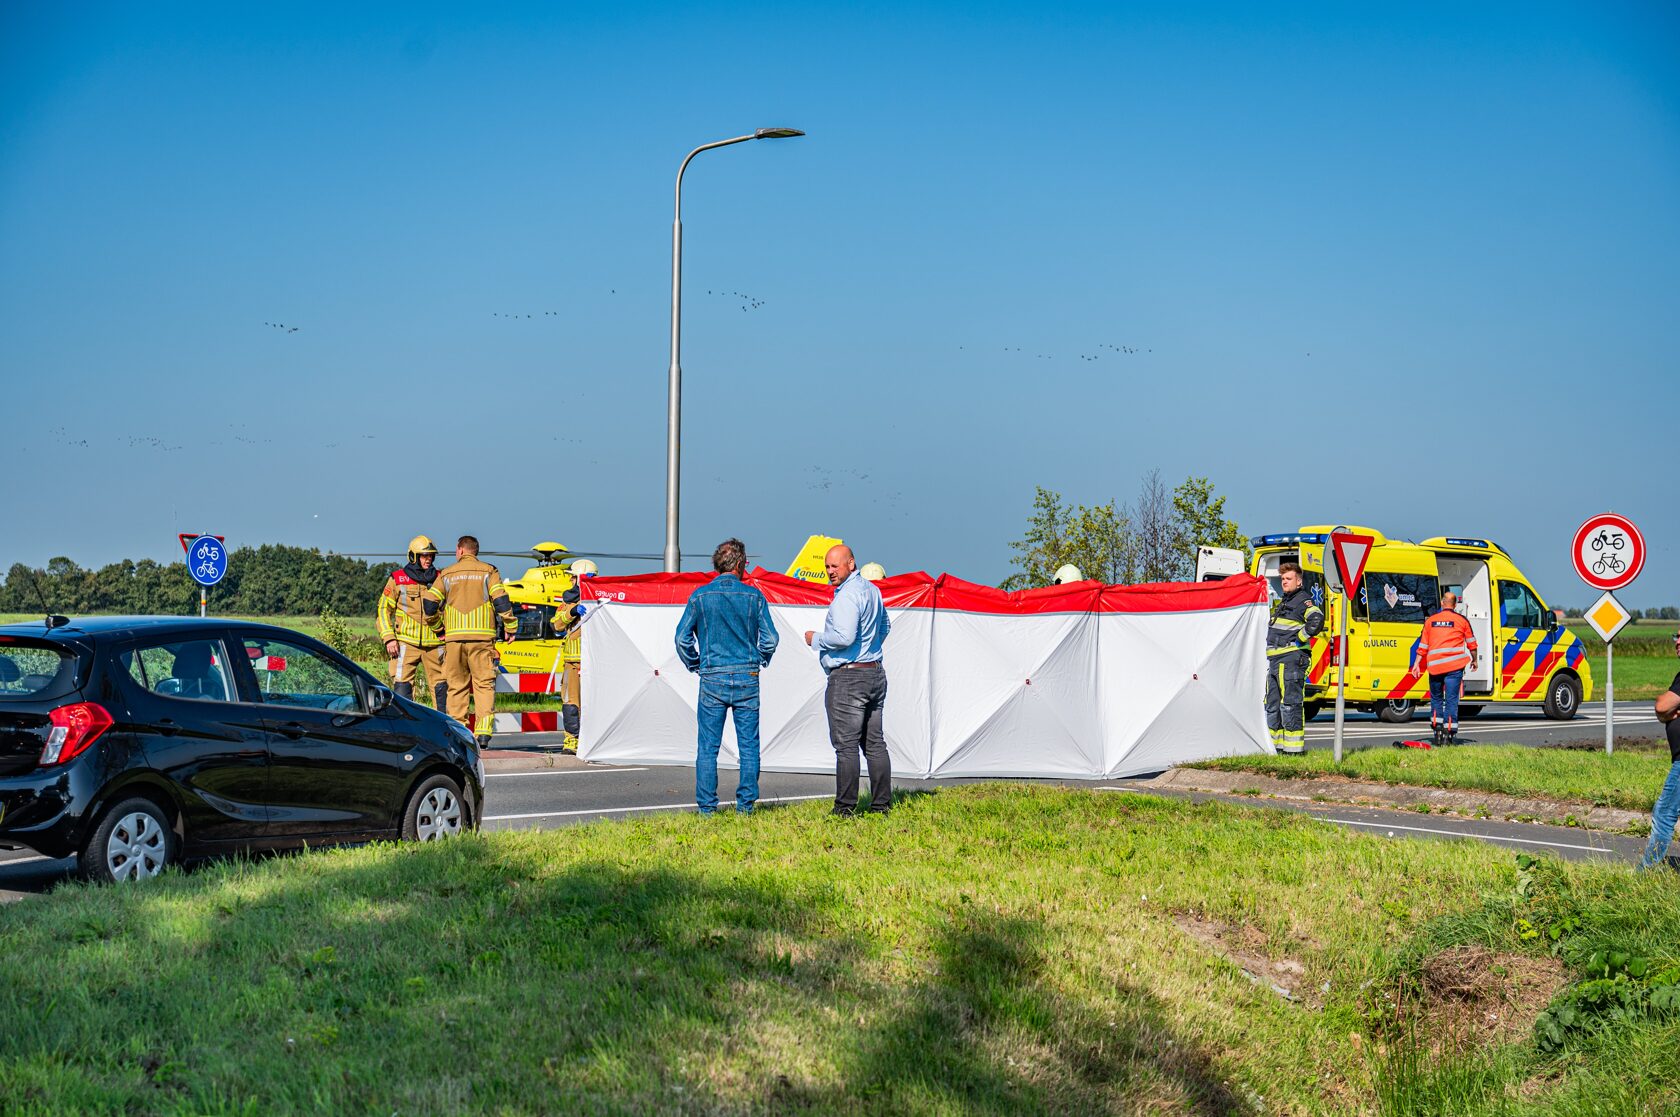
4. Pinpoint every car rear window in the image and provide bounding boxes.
[0,637,83,700]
